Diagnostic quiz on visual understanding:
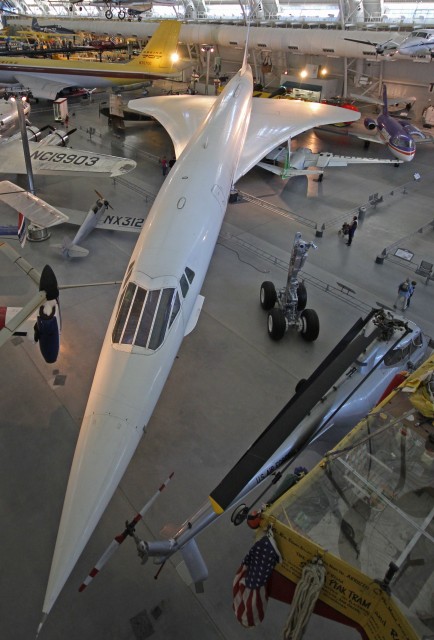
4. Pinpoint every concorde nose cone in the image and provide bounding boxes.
[42,410,143,617]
